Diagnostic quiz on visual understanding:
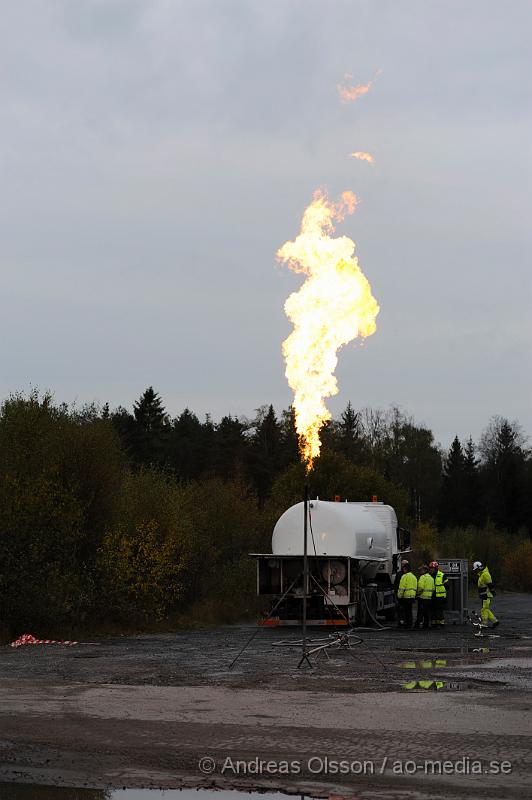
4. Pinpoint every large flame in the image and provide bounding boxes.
[277,190,380,469]
[350,151,375,165]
